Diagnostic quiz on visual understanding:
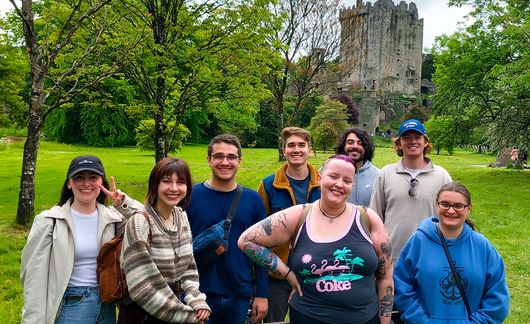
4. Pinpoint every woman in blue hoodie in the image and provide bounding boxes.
[394,182,509,323]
